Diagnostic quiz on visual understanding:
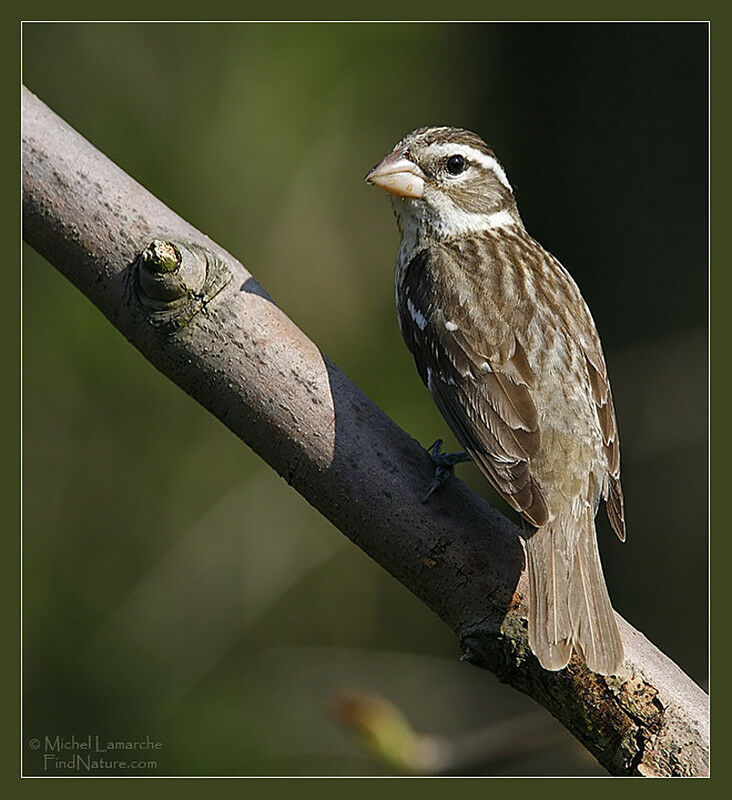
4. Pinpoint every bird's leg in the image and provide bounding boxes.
[422,439,472,502]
